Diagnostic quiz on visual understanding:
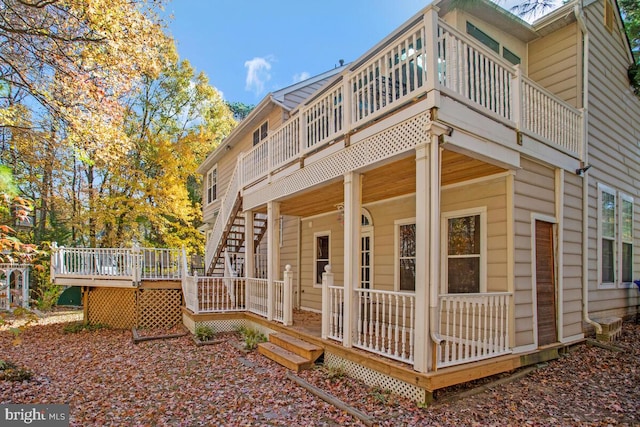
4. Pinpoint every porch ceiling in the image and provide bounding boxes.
[276,150,506,217]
